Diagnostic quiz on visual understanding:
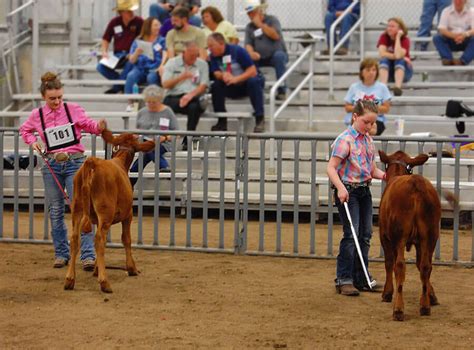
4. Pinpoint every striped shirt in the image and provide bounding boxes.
[331,126,375,183]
